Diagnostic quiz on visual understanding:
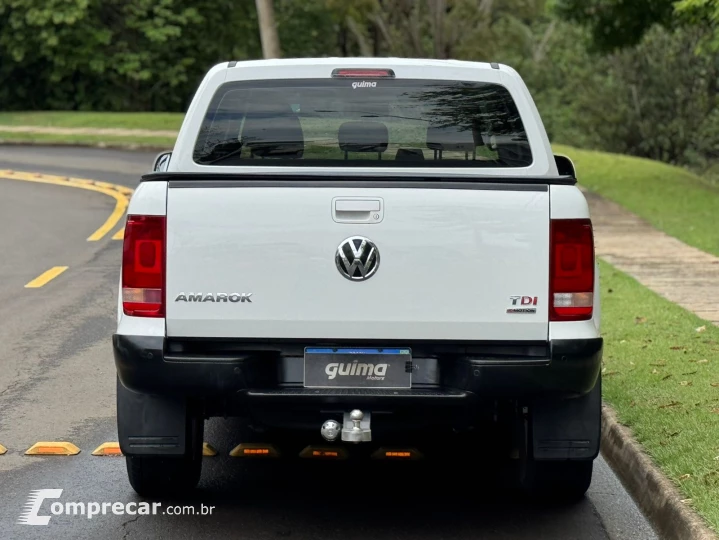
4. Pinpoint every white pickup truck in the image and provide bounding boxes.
[114,58,602,499]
